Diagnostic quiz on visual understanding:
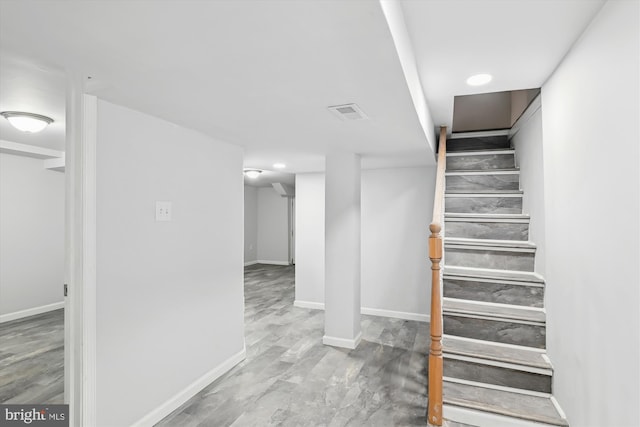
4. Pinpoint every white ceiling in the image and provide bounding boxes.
[0,0,605,172]
[400,0,605,131]
[0,54,66,150]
